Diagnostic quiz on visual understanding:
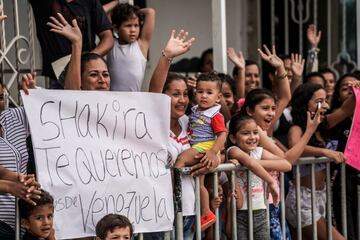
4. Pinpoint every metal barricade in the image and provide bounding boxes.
[174,156,353,240]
